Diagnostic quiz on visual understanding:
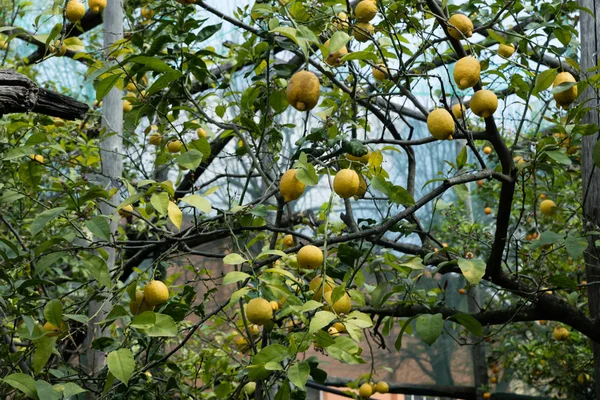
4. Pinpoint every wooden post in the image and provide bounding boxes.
[578,0,600,398]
